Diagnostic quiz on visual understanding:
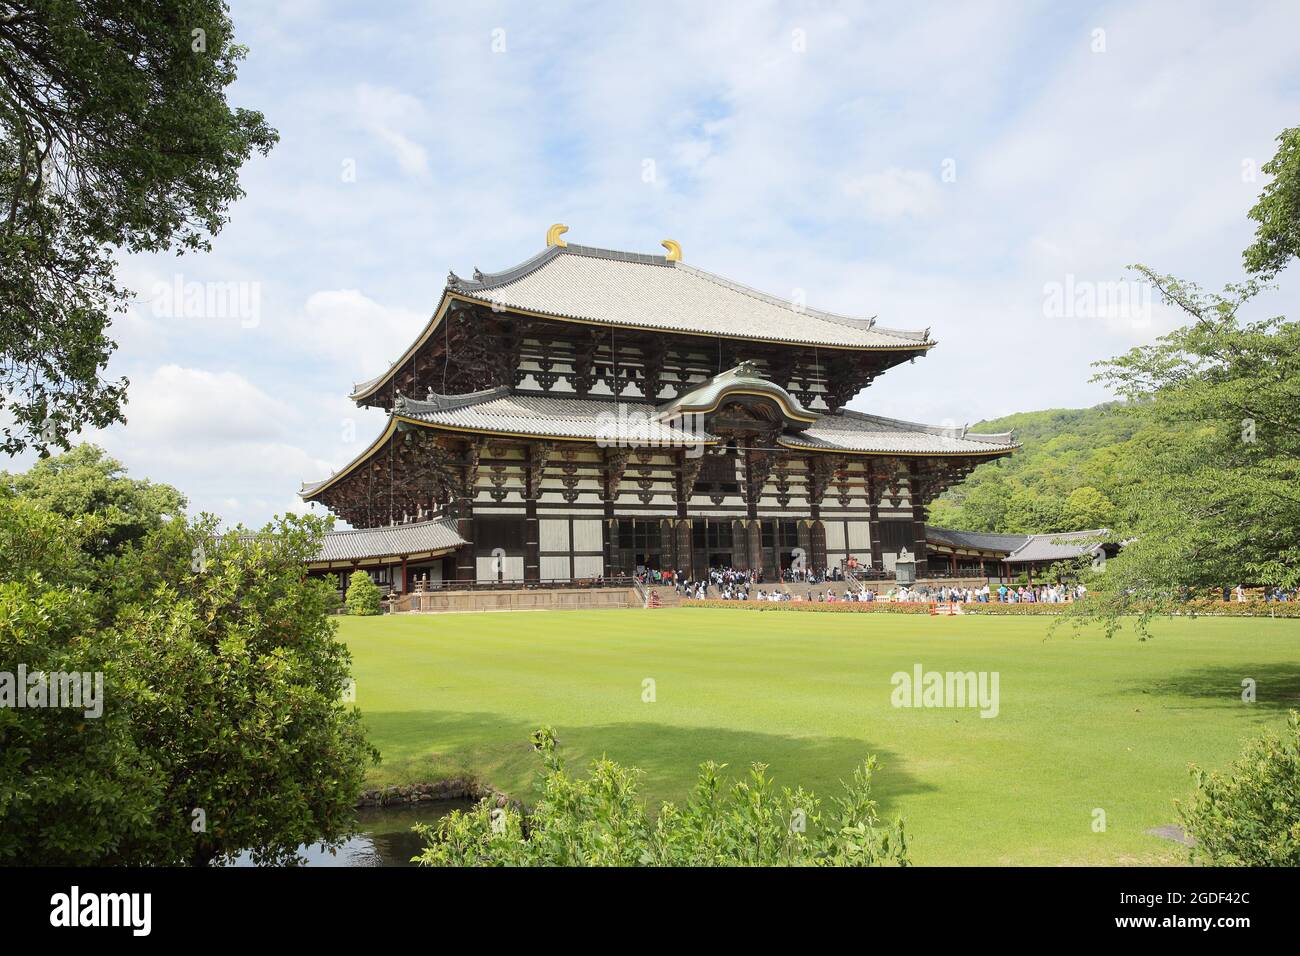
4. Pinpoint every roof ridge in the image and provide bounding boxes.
[456,245,563,292]
[400,385,511,412]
